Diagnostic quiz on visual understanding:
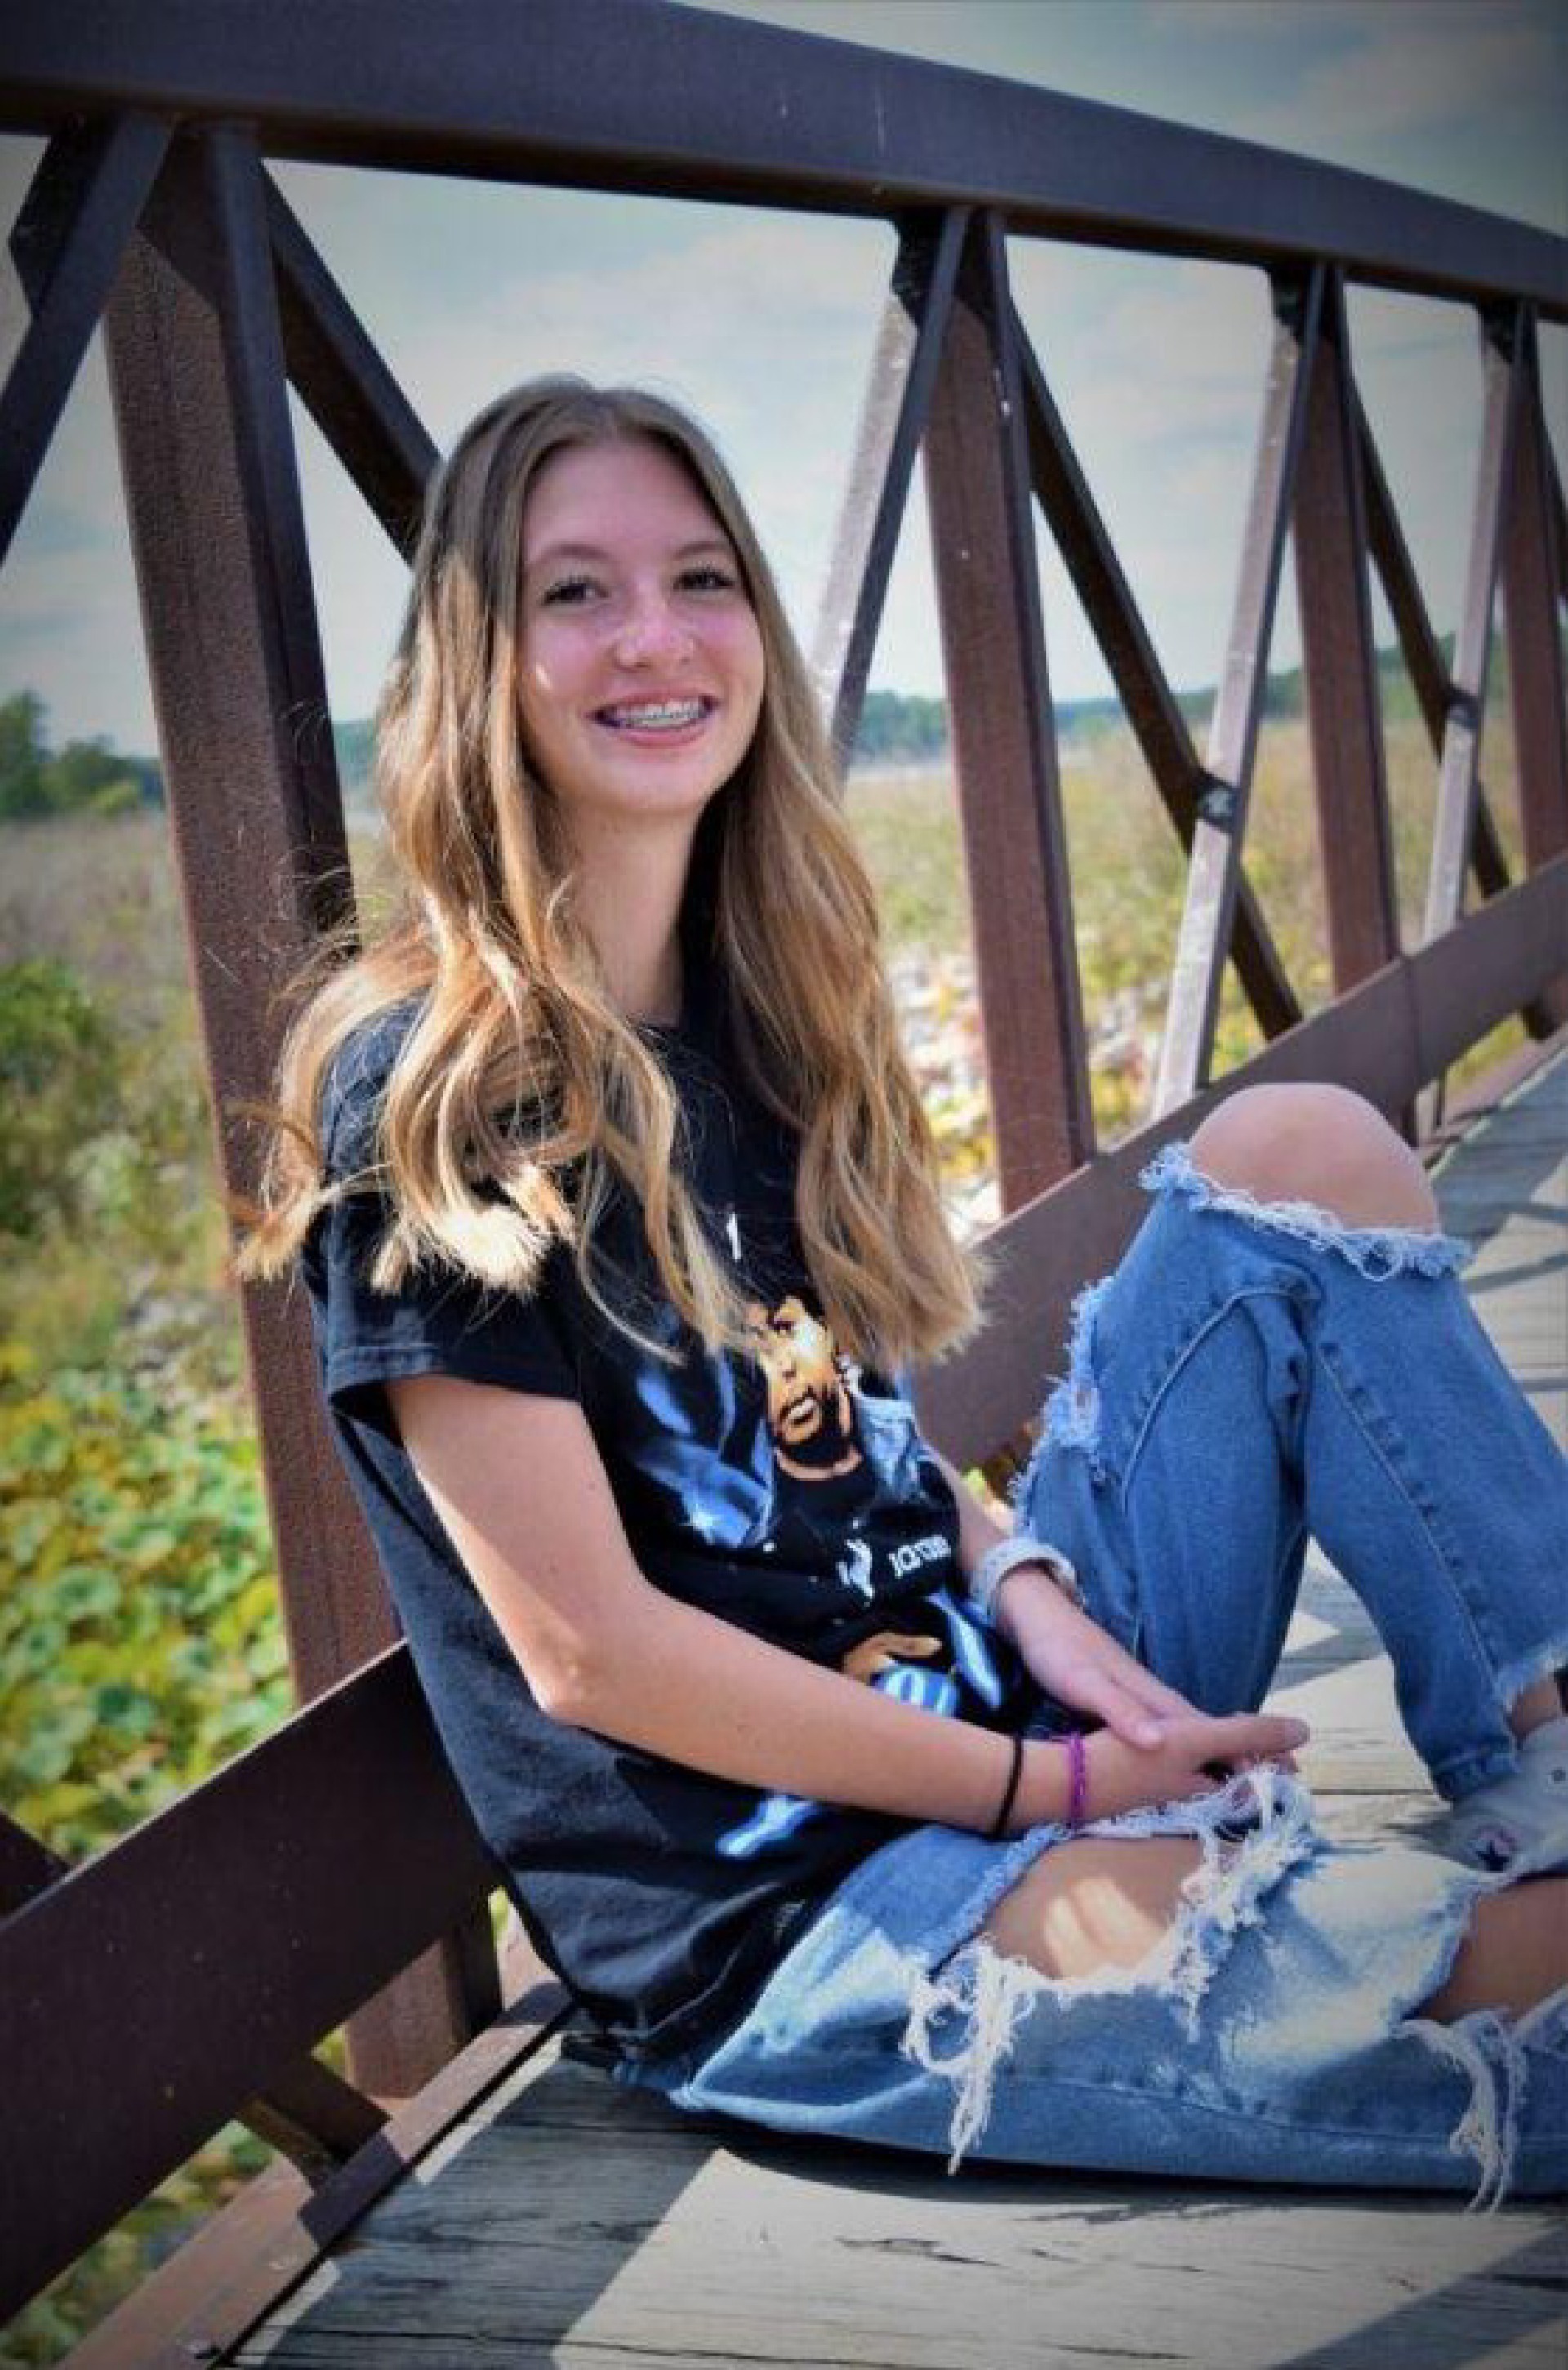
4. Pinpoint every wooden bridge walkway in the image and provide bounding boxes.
[208,1042,1568,2370]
